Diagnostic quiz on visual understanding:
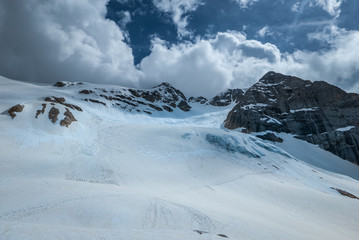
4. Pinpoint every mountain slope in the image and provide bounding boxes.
[225,71,359,165]
[1,76,359,240]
